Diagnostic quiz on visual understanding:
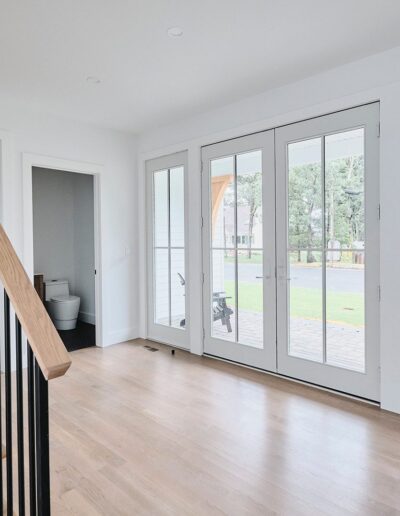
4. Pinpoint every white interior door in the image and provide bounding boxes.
[202,131,276,371]
[146,151,189,349]
[276,103,380,400]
